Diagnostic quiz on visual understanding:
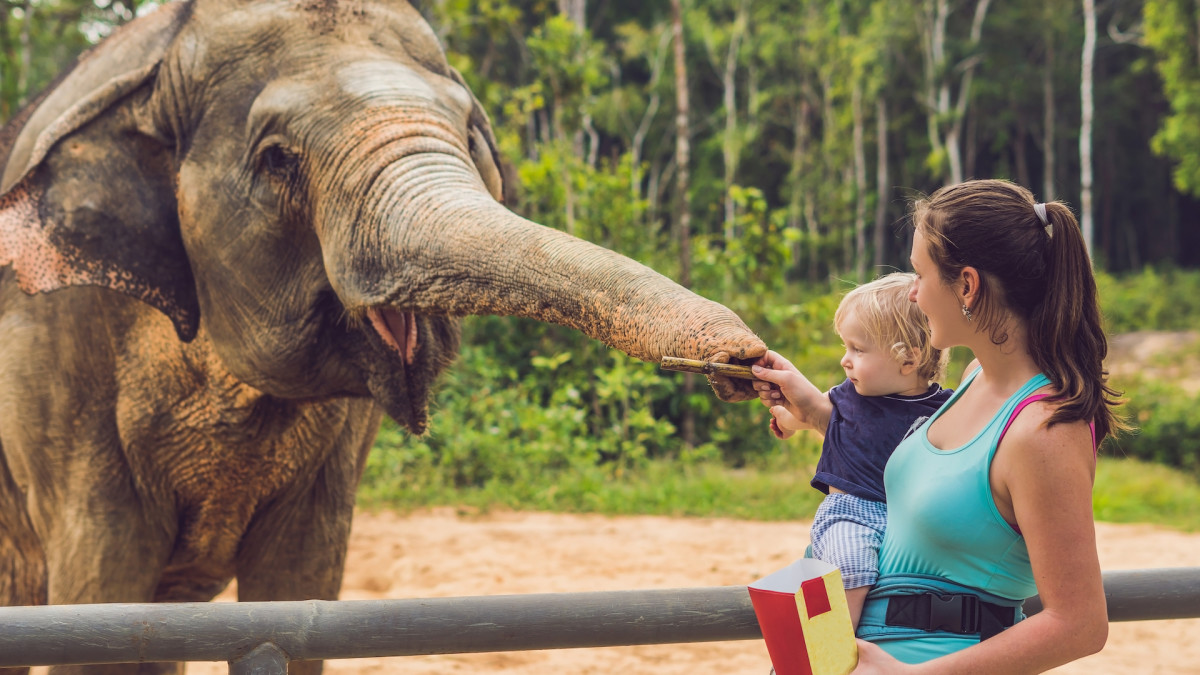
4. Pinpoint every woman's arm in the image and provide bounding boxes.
[854,404,1107,674]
